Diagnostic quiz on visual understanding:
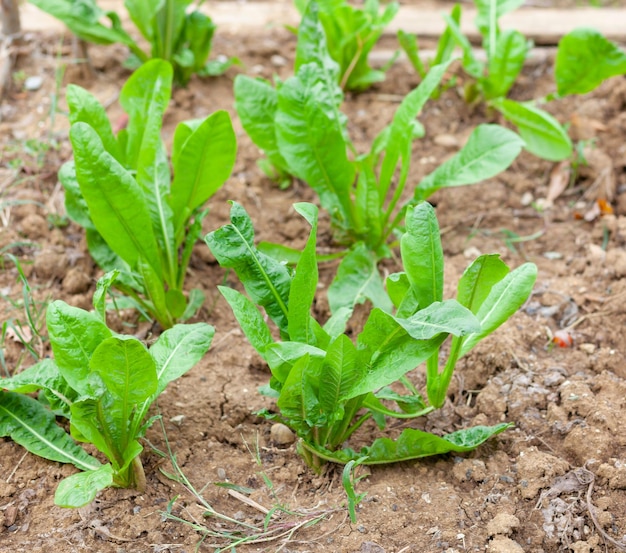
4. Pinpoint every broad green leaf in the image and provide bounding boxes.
[288,204,319,344]
[170,110,236,231]
[54,464,114,508]
[219,286,273,355]
[90,336,157,406]
[385,272,410,310]
[319,334,358,420]
[277,354,324,427]
[457,254,509,314]
[47,301,112,396]
[483,30,528,99]
[29,0,141,51]
[119,59,172,170]
[350,308,447,399]
[416,124,524,199]
[395,300,480,341]
[314,423,513,463]
[328,243,392,314]
[205,202,291,334]
[234,76,288,173]
[264,342,326,386]
[295,0,341,95]
[0,391,101,472]
[70,122,162,278]
[401,202,443,309]
[59,161,94,230]
[322,306,353,339]
[148,322,214,397]
[165,289,187,320]
[0,359,76,416]
[66,84,122,161]
[124,0,160,43]
[460,262,537,356]
[69,397,116,459]
[275,63,355,226]
[555,28,626,96]
[492,99,572,161]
